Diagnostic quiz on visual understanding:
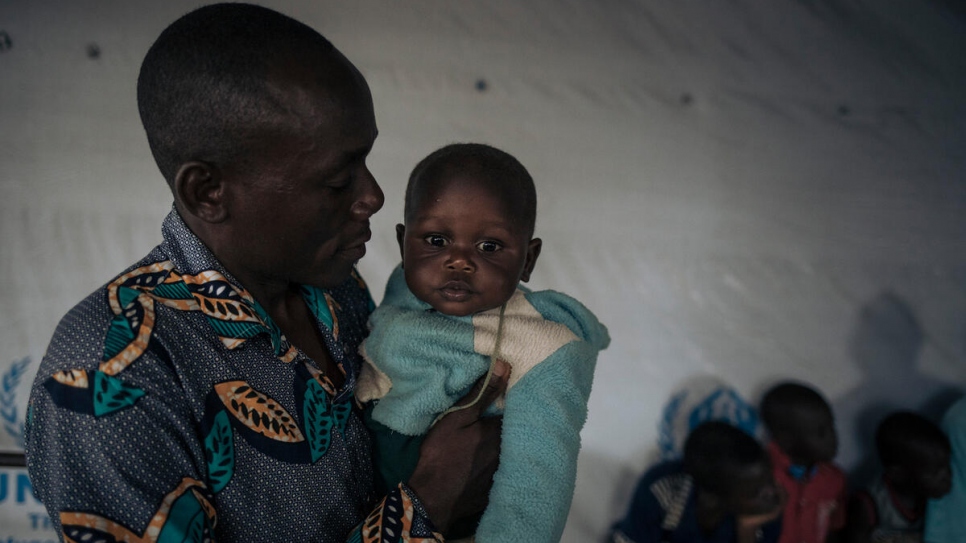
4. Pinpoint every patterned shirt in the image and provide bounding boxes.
[25,208,442,543]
